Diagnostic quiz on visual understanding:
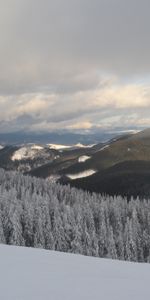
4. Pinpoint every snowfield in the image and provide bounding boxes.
[11,146,41,160]
[11,145,47,161]
[78,155,91,162]
[0,244,150,300]
[48,143,95,150]
[31,145,44,150]
[0,145,4,150]
[67,169,96,179]
[48,143,72,150]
